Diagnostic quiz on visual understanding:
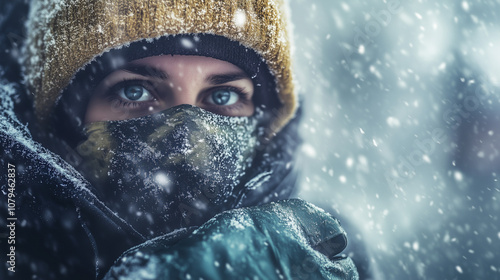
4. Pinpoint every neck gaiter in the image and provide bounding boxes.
[75,105,259,237]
